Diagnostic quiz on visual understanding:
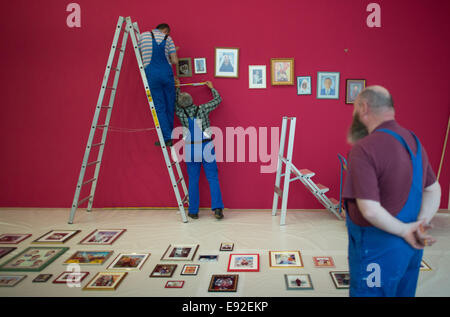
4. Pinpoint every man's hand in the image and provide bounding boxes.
[205,81,213,89]
[415,223,437,247]
[401,219,436,249]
